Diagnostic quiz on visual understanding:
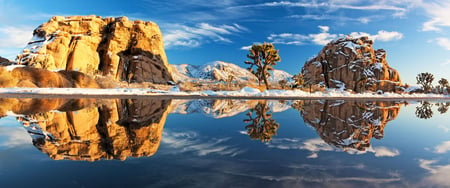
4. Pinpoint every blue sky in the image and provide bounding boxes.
[0,0,449,84]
